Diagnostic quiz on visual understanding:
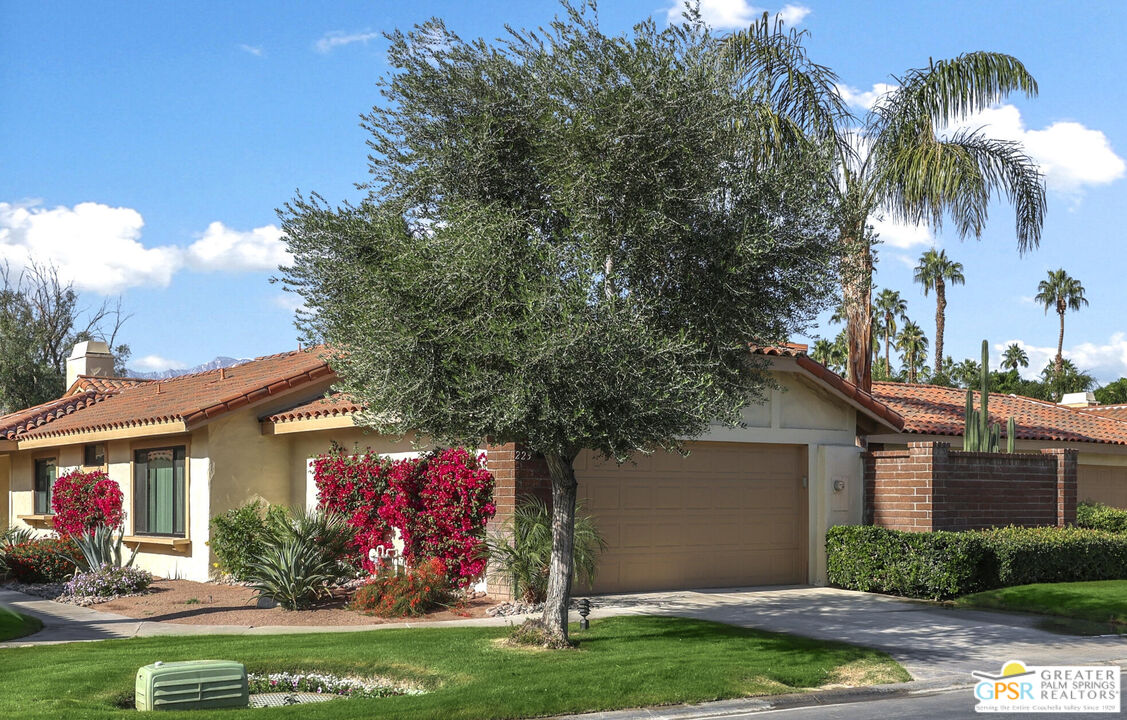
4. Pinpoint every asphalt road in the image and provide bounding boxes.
[740,688,1124,719]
